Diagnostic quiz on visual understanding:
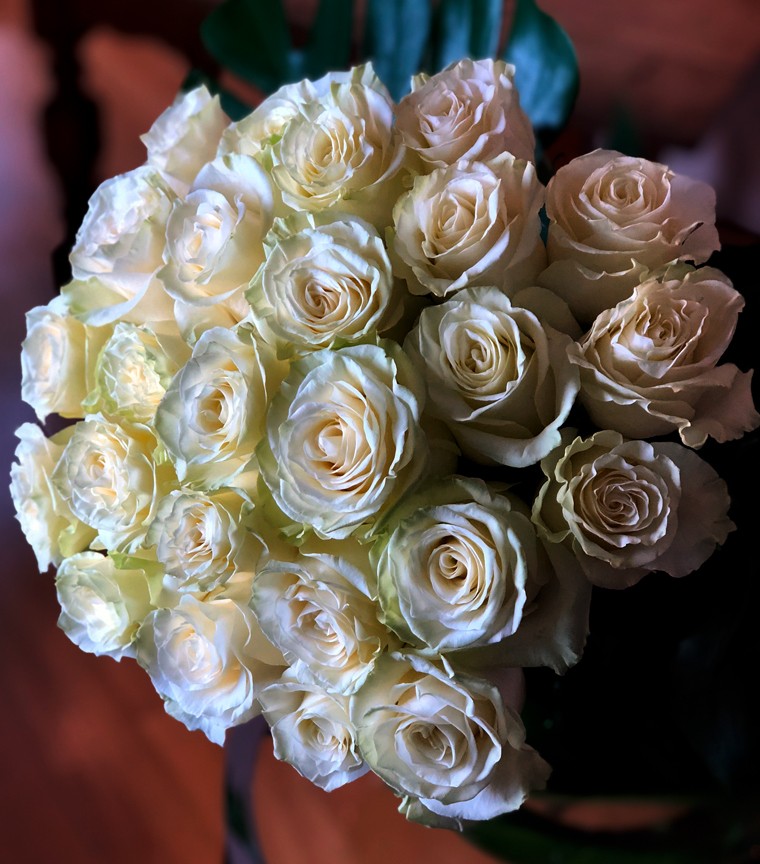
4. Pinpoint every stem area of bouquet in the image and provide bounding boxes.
[11,1,760,862]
